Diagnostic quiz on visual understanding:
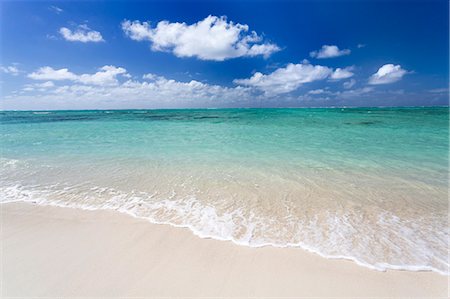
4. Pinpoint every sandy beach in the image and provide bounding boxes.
[1,202,447,298]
